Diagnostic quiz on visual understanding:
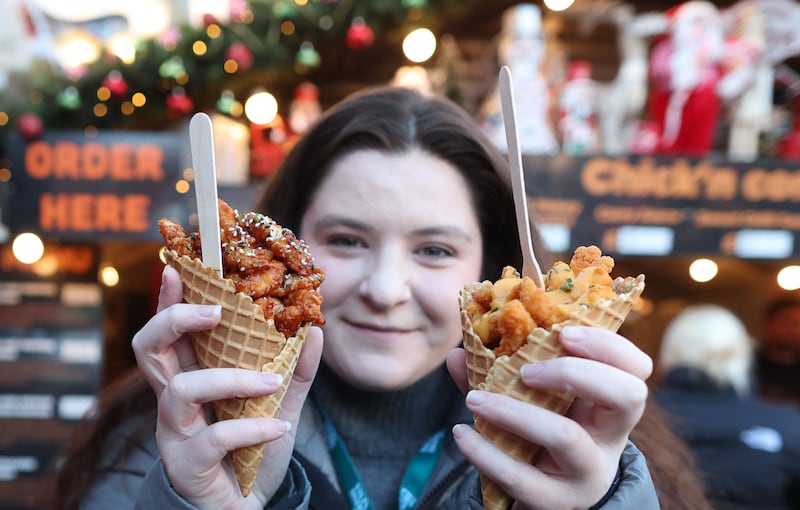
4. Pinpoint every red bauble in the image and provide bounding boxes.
[17,113,43,140]
[225,42,254,71]
[166,91,194,119]
[346,19,374,50]
[203,13,219,26]
[102,71,129,99]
